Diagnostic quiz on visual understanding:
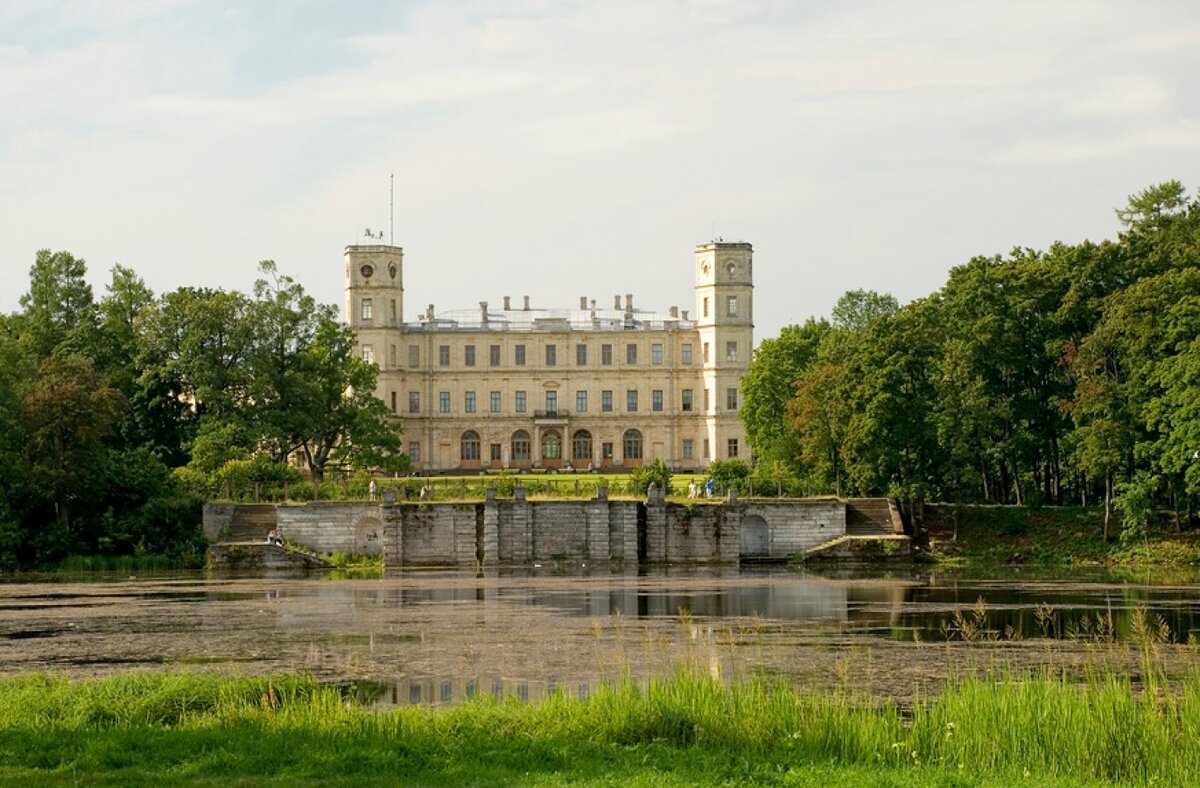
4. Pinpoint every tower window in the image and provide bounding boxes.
[703,342,710,363]
[361,299,373,321]
[727,387,738,410]
[703,297,709,317]
[361,345,374,363]
[682,343,692,364]
[726,296,737,317]
[726,341,738,362]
